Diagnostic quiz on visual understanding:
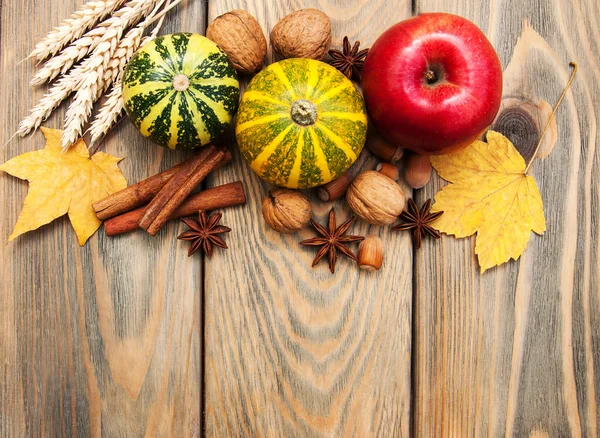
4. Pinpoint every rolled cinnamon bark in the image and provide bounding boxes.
[93,163,184,221]
[138,145,231,235]
[104,182,246,236]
